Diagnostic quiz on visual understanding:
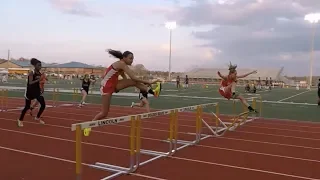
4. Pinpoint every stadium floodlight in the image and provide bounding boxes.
[165,21,177,81]
[304,13,320,89]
